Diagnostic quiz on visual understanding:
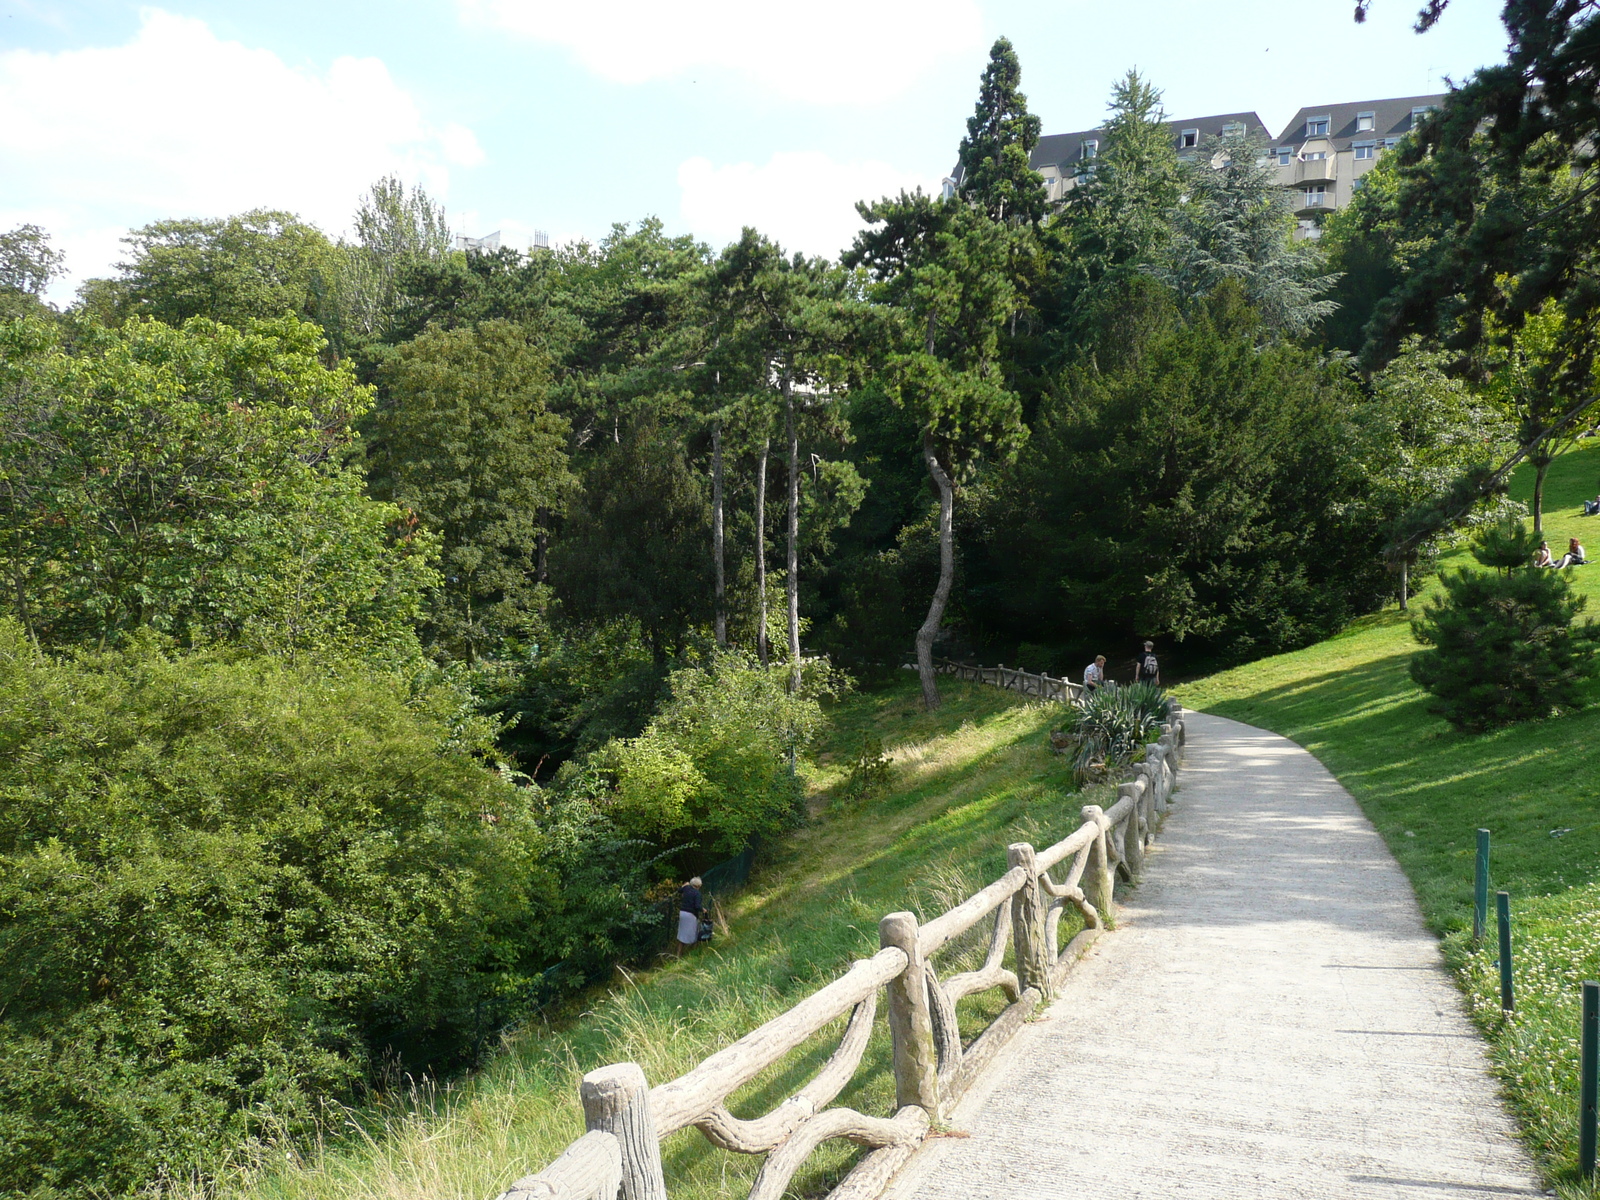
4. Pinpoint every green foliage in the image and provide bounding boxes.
[332,175,453,349]
[0,624,563,1197]
[0,224,65,300]
[1159,128,1339,338]
[587,650,845,854]
[956,37,1045,225]
[1055,681,1168,782]
[841,730,894,802]
[0,314,436,659]
[104,210,341,330]
[1410,519,1600,729]
[371,319,574,661]
[983,281,1389,661]
[552,417,712,658]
